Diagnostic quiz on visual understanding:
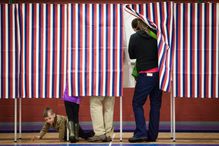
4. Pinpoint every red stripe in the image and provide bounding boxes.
[9,5,13,98]
[199,4,203,97]
[177,4,181,97]
[87,4,91,95]
[40,4,44,98]
[107,4,111,96]
[206,3,210,97]
[26,4,30,97]
[47,5,51,98]
[61,5,65,96]
[72,4,76,96]
[54,4,58,98]
[79,4,83,96]
[100,4,104,95]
